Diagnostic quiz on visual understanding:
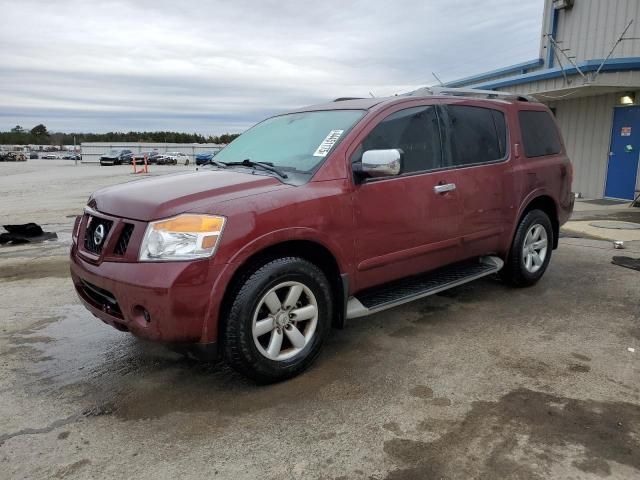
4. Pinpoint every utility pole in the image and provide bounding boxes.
[74,135,77,166]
